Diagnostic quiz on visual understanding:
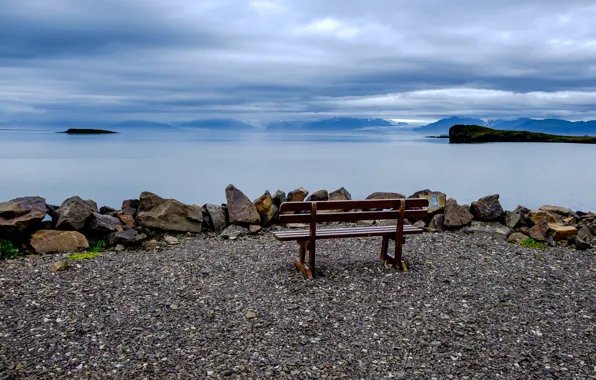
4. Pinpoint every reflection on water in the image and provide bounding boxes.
[0,128,594,212]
